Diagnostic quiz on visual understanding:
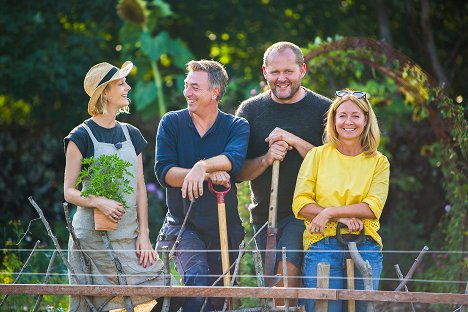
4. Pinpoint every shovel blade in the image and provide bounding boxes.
[264,228,278,287]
